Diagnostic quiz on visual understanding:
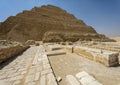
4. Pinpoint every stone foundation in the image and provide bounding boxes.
[46,44,63,51]
[73,46,119,66]
[47,50,66,56]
